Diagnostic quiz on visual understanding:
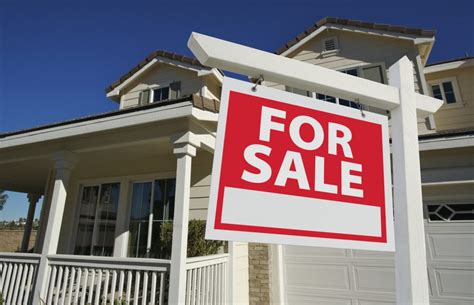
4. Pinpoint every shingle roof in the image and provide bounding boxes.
[105,50,208,94]
[0,95,220,139]
[275,16,436,55]
[418,126,474,140]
